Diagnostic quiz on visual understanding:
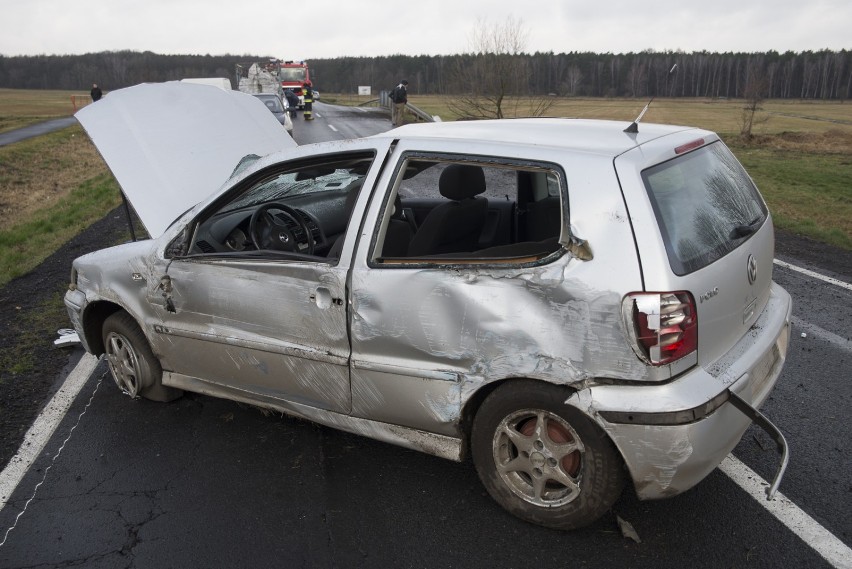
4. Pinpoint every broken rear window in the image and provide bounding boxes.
[642,142,768,275]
